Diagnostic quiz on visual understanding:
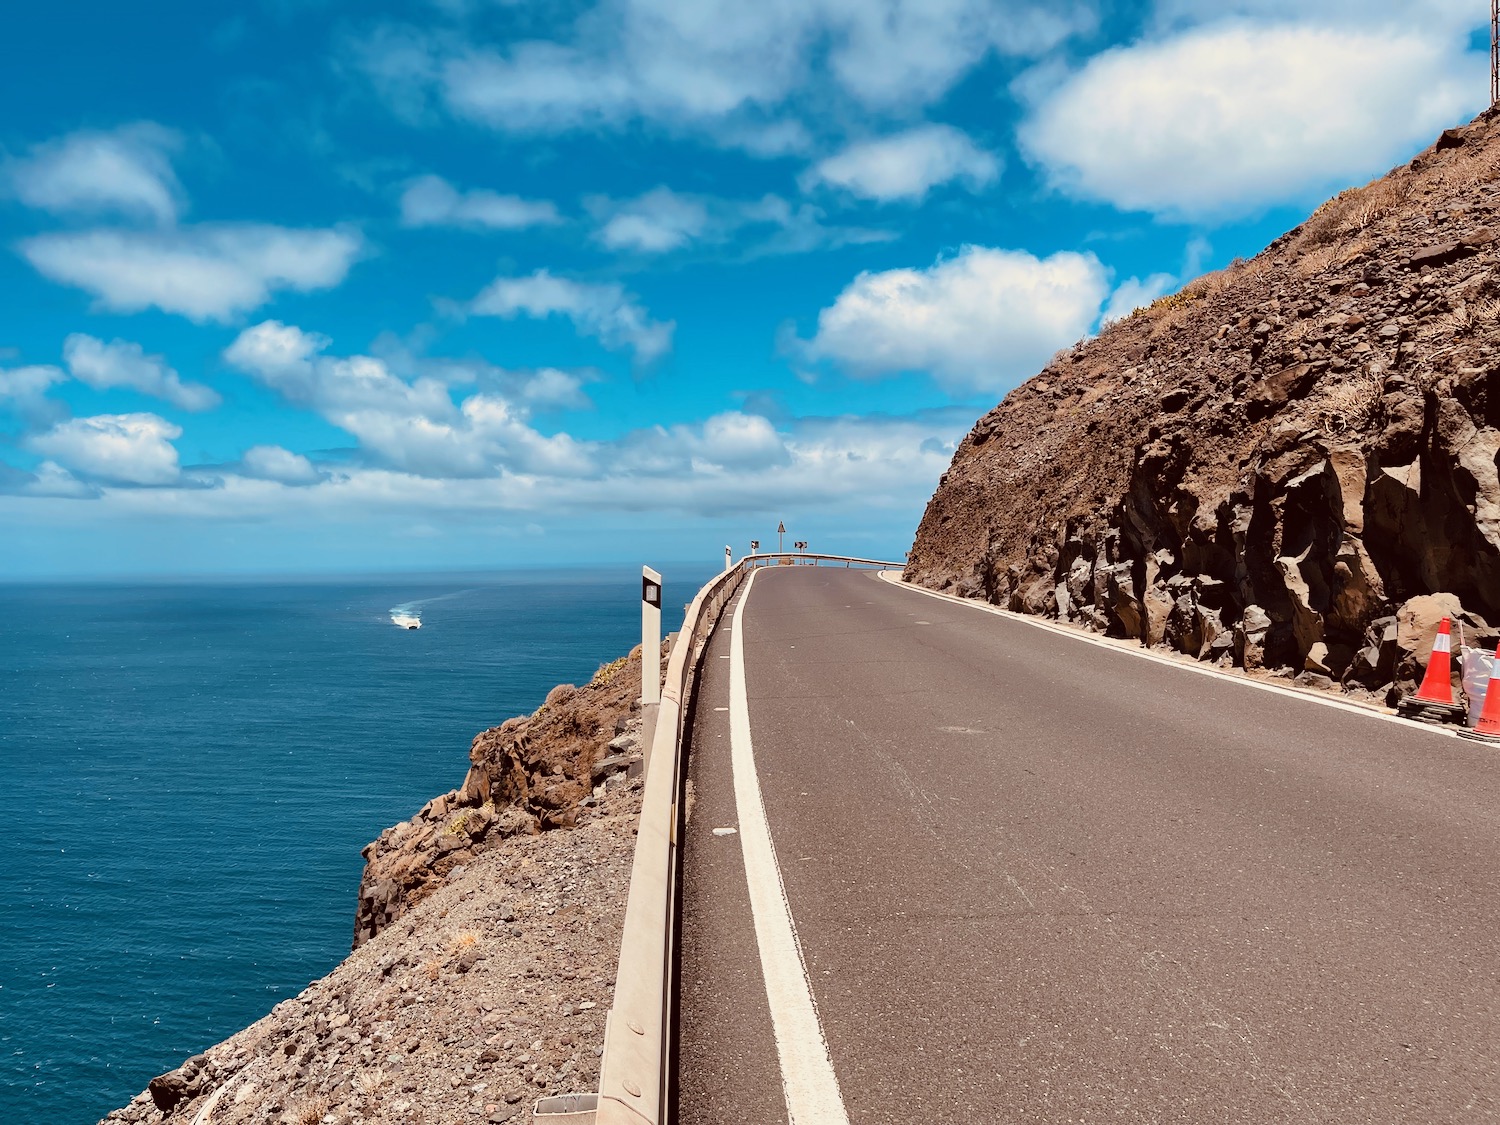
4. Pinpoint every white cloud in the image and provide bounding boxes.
[800,245,1111,392]
[63,334,220,411]
[589,187,709,253]
[240,445,323,485]
[471,270,674,363]
[0,405,970,530]
[398,174,562,230]
[355,0,1092,142]
[1020,23,1485,219]
[20,224,365,322]
[0,364,68,426]
[26,413,182,485]
[224,321,596,479]
[7,122,183,225]
[1151,0,1478,36]
[802,124,1000,202]
[585,186,893,256]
